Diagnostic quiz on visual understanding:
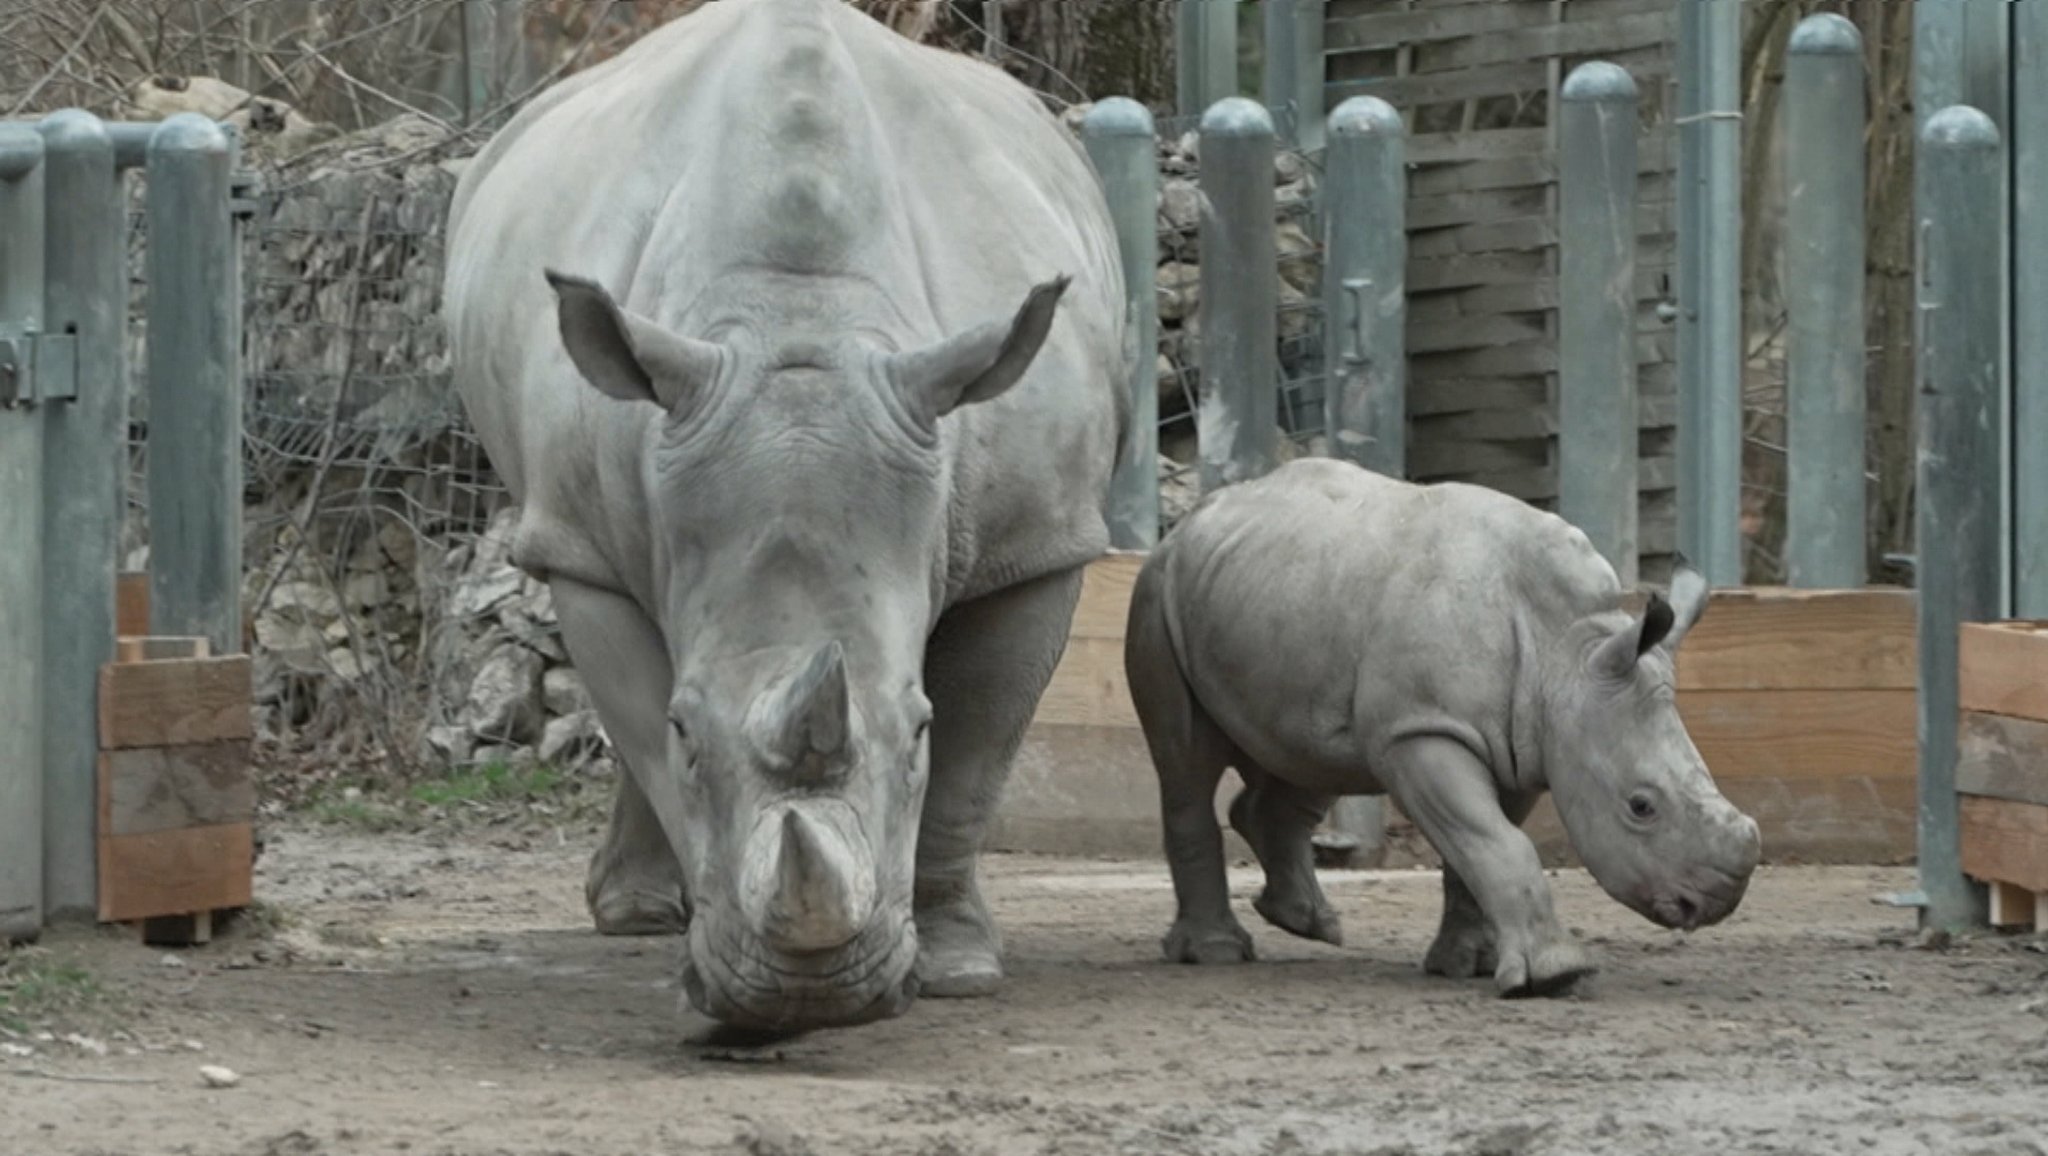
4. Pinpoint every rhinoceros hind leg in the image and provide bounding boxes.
[586,773,690,936]
[915,566,1087,998]
[1227,772,1342,947]
[1382,737,1594,999]
[1126,562,1255,966]
[550,577,692,938]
